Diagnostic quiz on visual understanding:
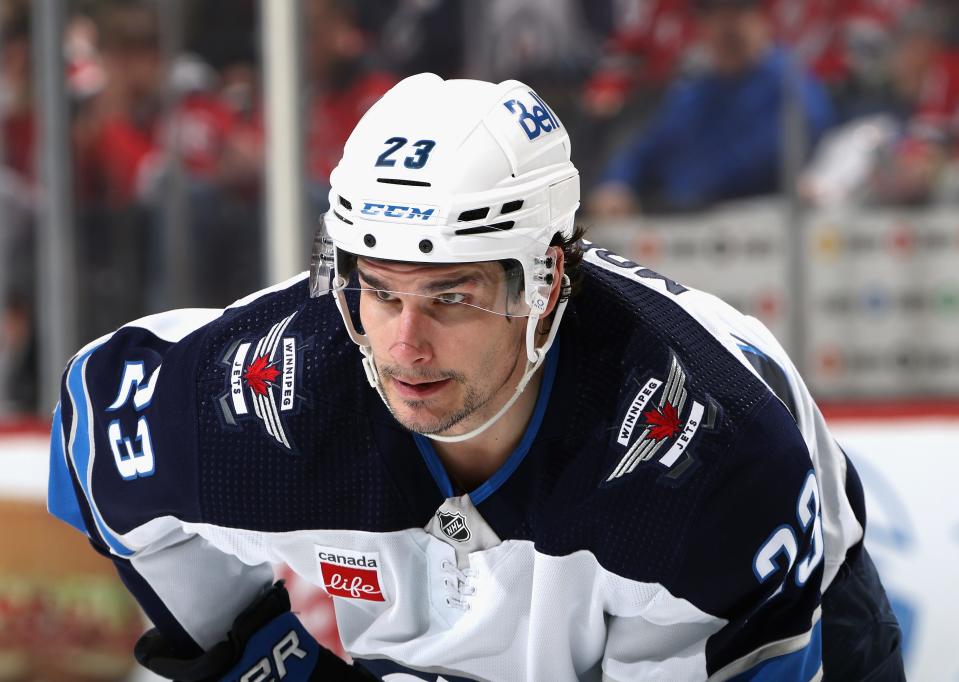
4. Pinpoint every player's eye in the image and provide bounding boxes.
[374,289,397,302]
[435,292,467,305]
